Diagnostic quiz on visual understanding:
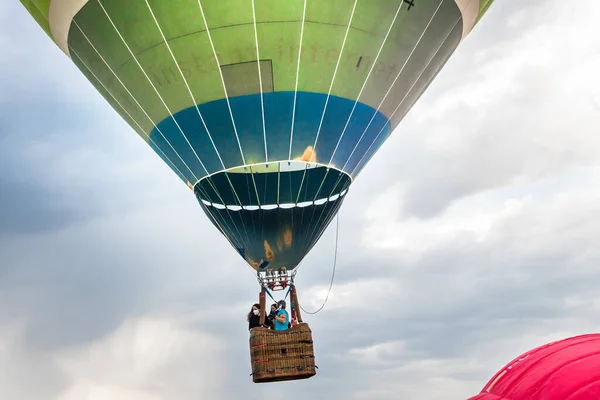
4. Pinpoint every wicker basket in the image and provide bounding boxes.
[249,323,316,383]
